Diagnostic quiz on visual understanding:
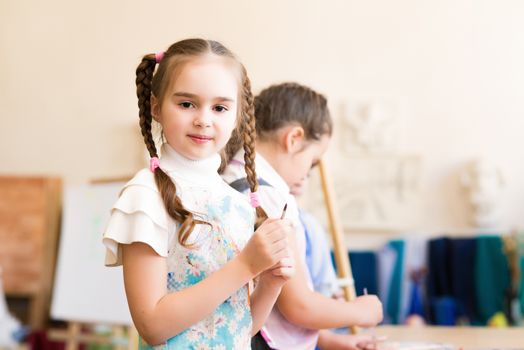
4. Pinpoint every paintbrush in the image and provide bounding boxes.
[280,203,288,219]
